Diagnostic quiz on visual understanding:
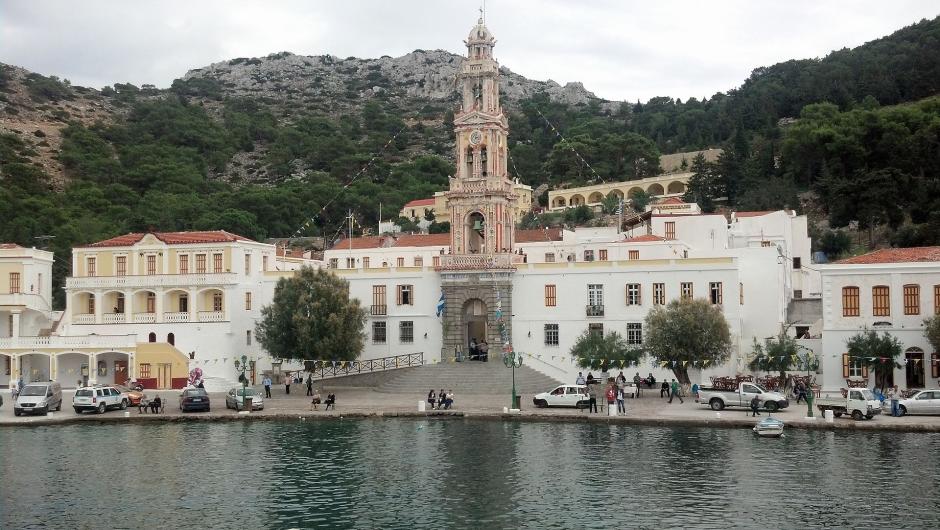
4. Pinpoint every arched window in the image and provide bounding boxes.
[148,332,156,343]
[167,333,175,346]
